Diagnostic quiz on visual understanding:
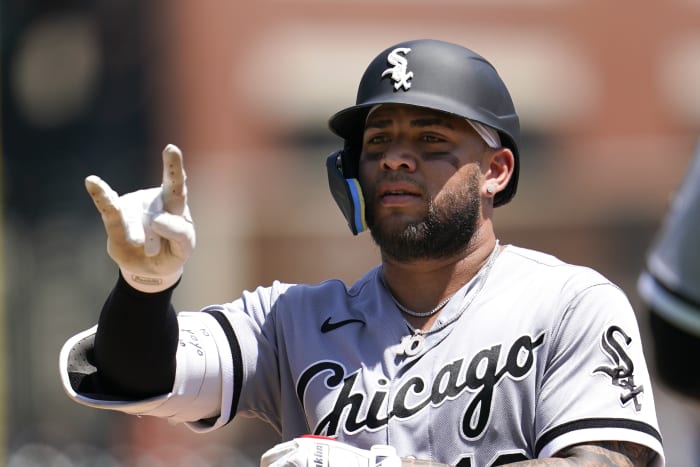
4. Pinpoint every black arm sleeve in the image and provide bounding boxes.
[93,272,179,398]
